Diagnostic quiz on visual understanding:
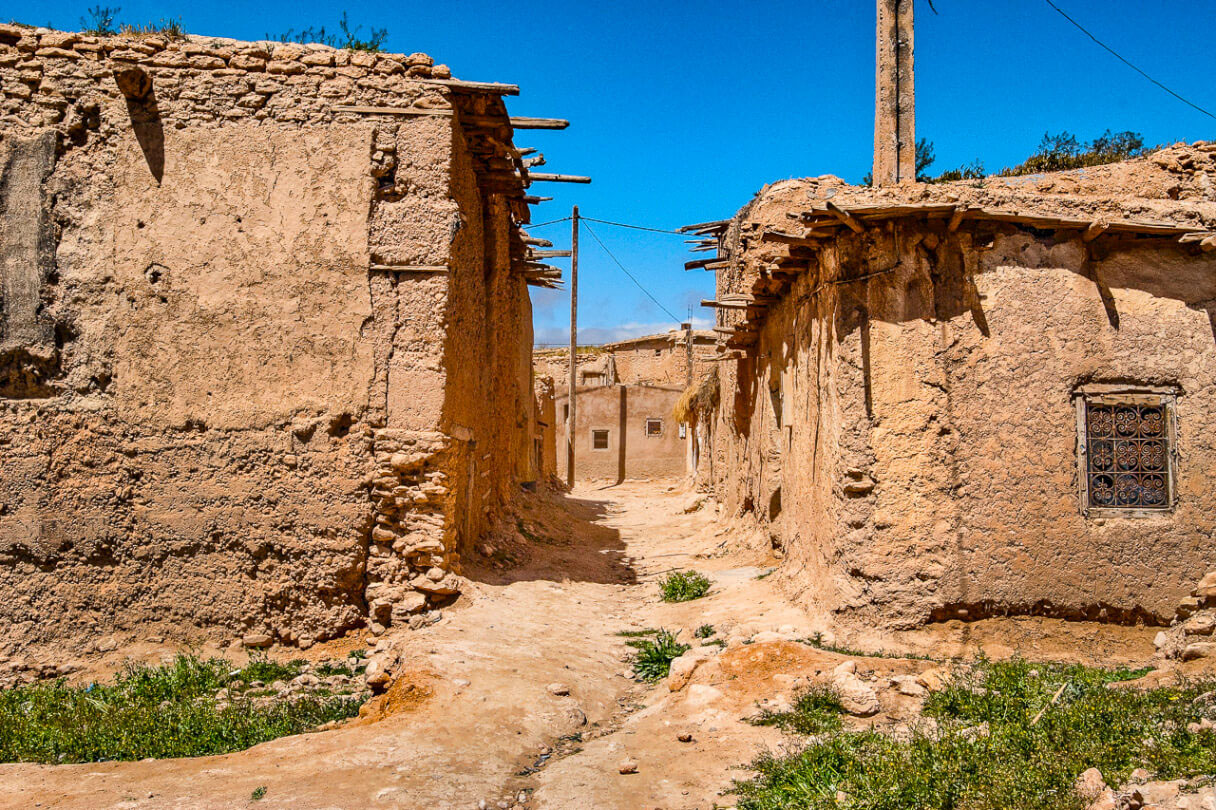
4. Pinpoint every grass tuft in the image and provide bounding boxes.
[750,685,845,736]
[695,624,716,639]
[251,786,267,801]
[627,630,690,682]
[734,658,1216,810]
[0,653,363,764]
[659,570,711,603]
